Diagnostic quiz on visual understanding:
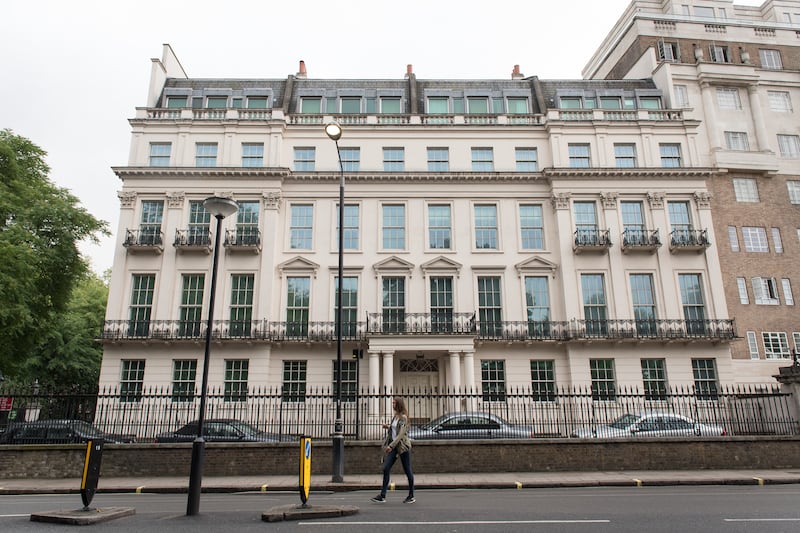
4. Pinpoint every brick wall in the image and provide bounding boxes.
[1,437,799,479]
